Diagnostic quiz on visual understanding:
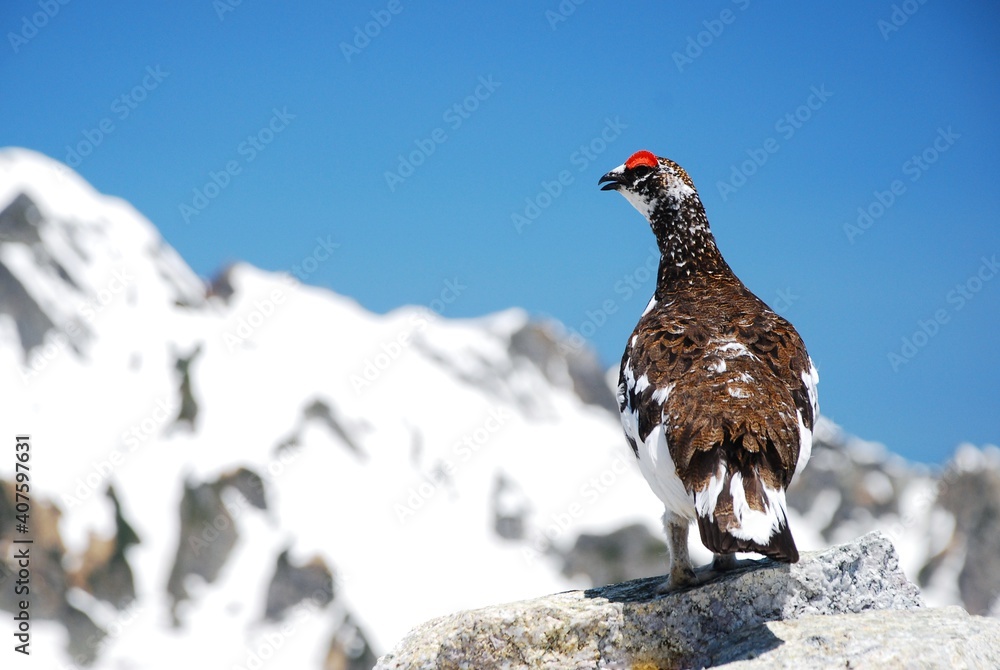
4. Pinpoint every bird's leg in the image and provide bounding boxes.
[657,510,697,593]
[712,552,737,572]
